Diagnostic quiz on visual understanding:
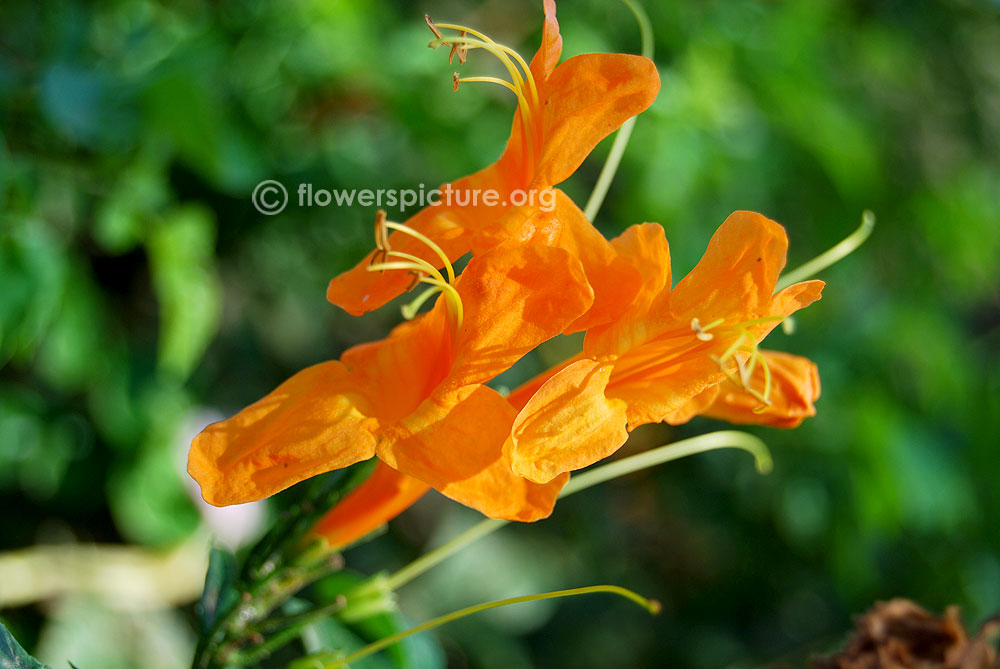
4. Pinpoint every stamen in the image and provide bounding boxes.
[424,14,443,40]
[448,30,468,65]
[370,210,391,270]
[690,317,723,341]
[425,17,541,168]
[365,210,463,328]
